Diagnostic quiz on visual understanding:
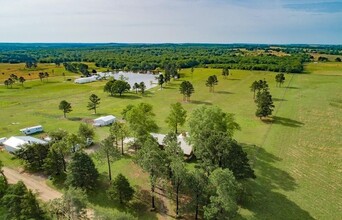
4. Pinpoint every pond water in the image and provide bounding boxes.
[97,71,159,90]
